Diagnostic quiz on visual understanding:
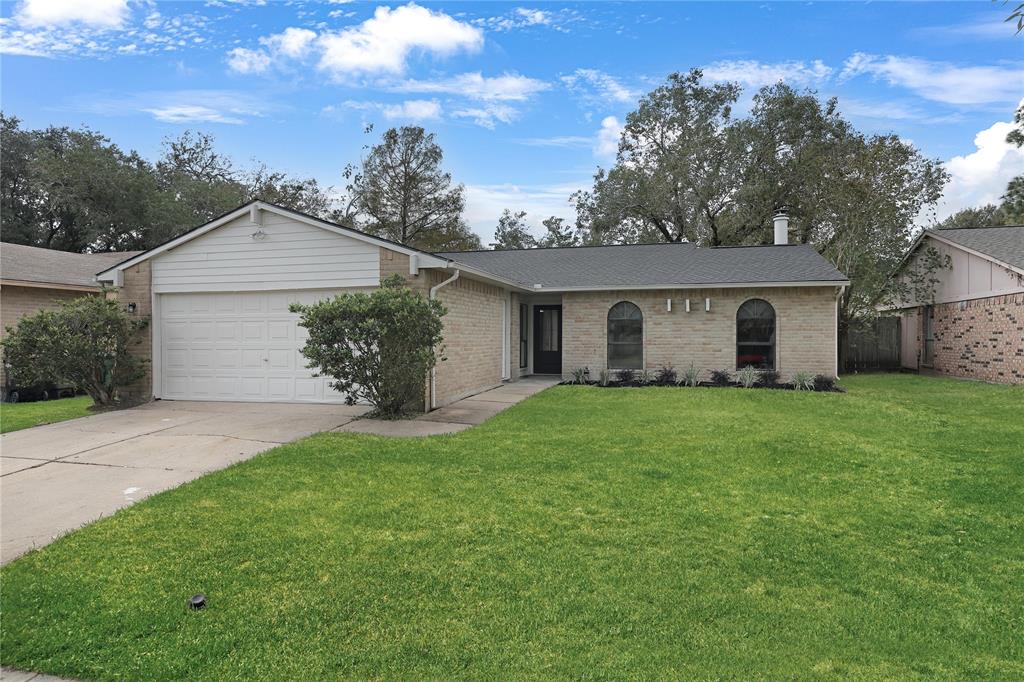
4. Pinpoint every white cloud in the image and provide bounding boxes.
[912,17,1014,42]
[561,68,637,104]
[383,99,442,120]
[453,103,518,129]
[474,6,577,33]
[383,99,441,121]
[515,135,592,148]
[227,47,270,74]
[935,111,1024,221]
[840,53,1024,106]
[15,0,129,28]
[514,8,550,26]
[594,116,622,161]
[317,3,482,78]
[393,72,549,101]
[143,105,245,125]
[702,59,833,88]
[261,27,316,59]
[78,89,271,125]
[836,97,964,126]
[464,181,586,238]
[330,98,443,122]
